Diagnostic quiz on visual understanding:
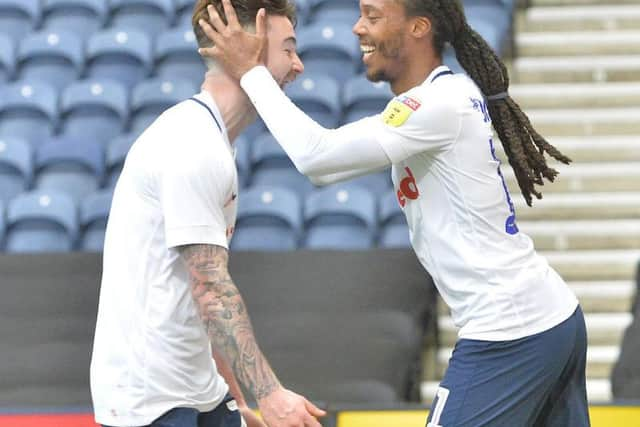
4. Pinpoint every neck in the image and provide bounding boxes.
[390,51,443,95]
[201,72,257,143]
